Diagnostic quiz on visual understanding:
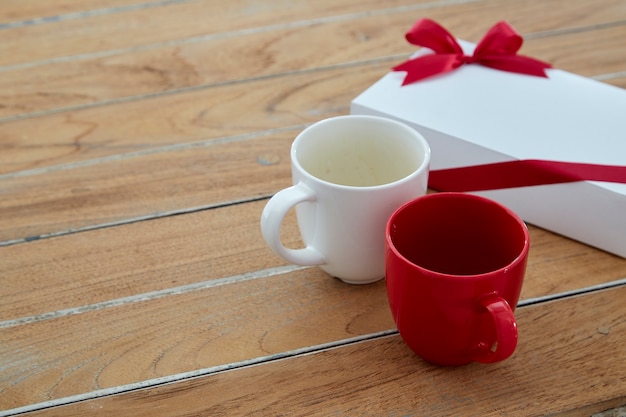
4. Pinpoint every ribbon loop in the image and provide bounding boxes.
[405,18,463,55]
[393,18,552,85]
[474,20,523,57]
